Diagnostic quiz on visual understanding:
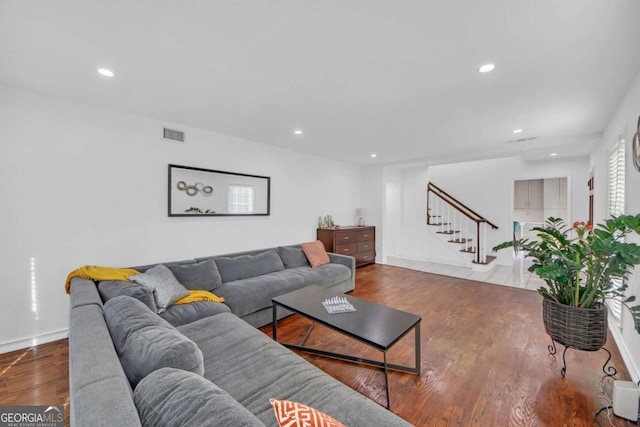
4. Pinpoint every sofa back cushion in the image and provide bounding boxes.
[277,246,310,269]
[98,280,157,312]
[103,296,204,387]
[166,259,223,291]
[134,368,265,427]
[215,249,285,283]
